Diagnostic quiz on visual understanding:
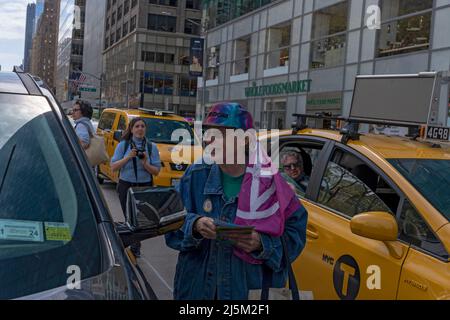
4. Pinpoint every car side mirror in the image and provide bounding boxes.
[117,187,186,248]
[350,211,398,242]
[113,130,123,142]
